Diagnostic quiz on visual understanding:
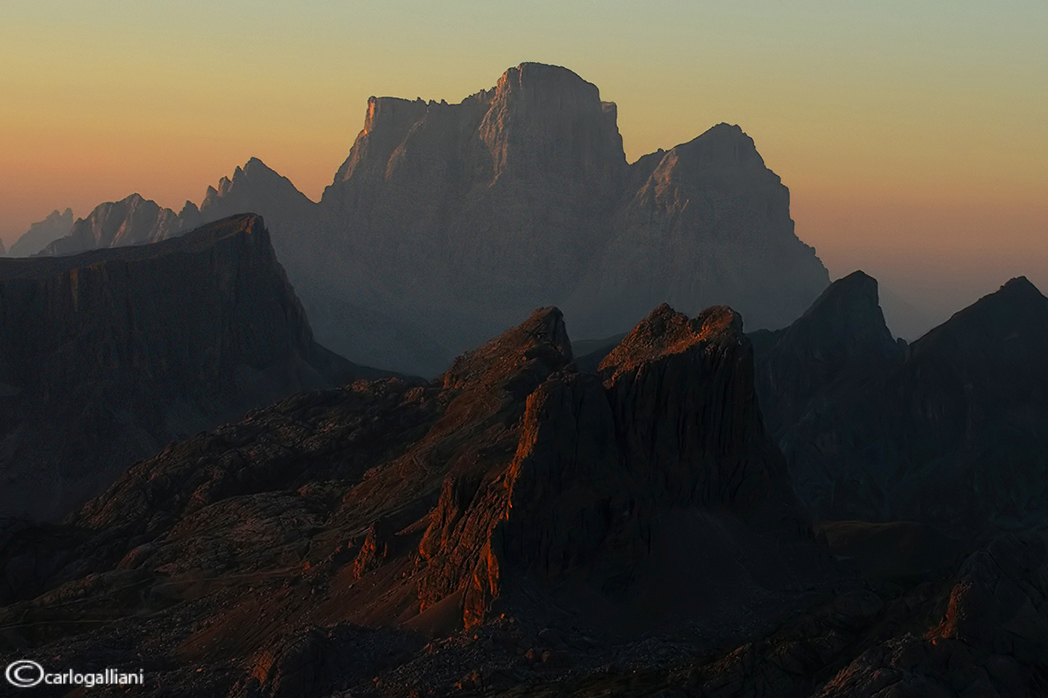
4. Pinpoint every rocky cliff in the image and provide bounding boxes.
[8,208,74,257]
[0,300,828,696]
[0,214,373,522]
[310,63,829,374]
[756,273,1048,533]
[564,123,828,337]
